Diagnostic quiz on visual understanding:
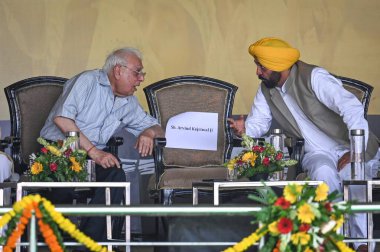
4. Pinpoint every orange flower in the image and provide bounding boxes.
[70,157,82,172]
[31,162,43,175]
